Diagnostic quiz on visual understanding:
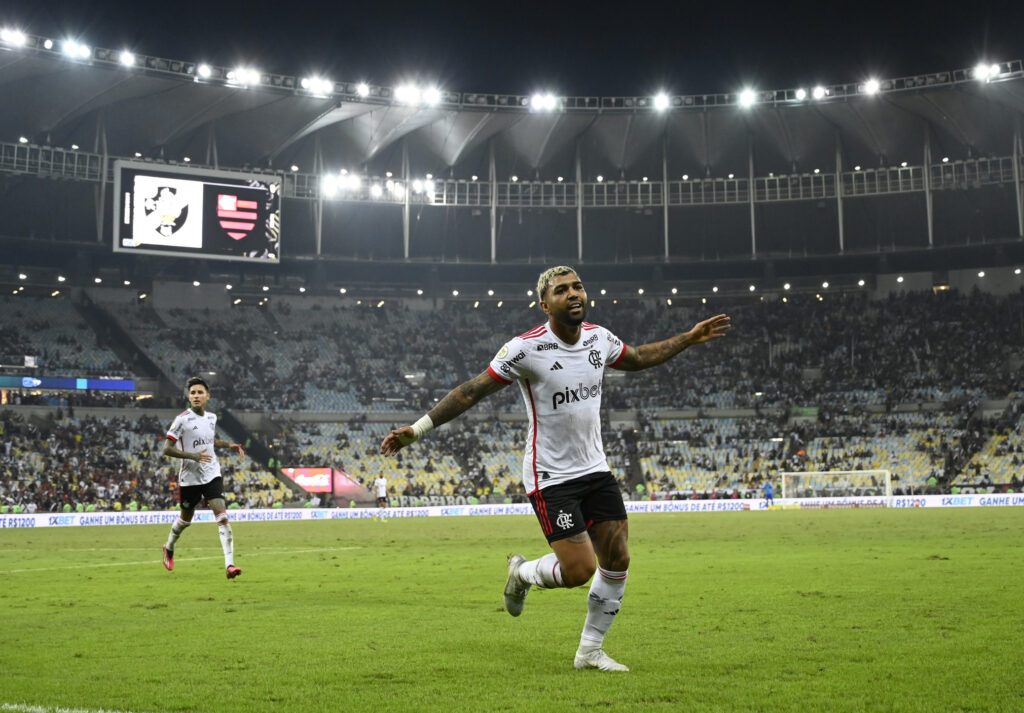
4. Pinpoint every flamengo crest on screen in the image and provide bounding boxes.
[217,193,259,240]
